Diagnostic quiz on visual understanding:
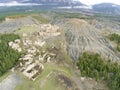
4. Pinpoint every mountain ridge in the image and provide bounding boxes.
[0,0,84,6]
[92,3,120,15]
